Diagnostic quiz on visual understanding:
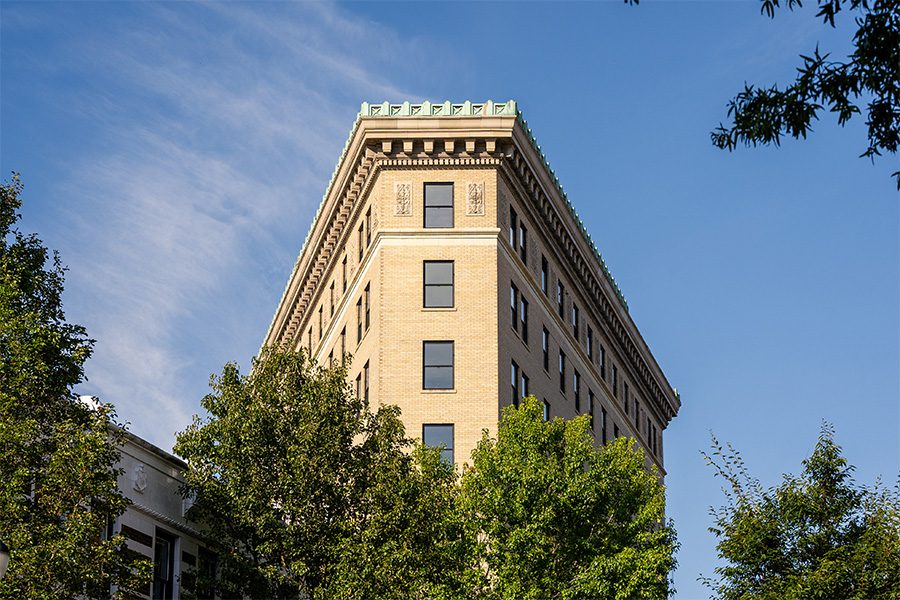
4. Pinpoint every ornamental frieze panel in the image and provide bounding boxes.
[466,181,485,216]
[394,182,412,216]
